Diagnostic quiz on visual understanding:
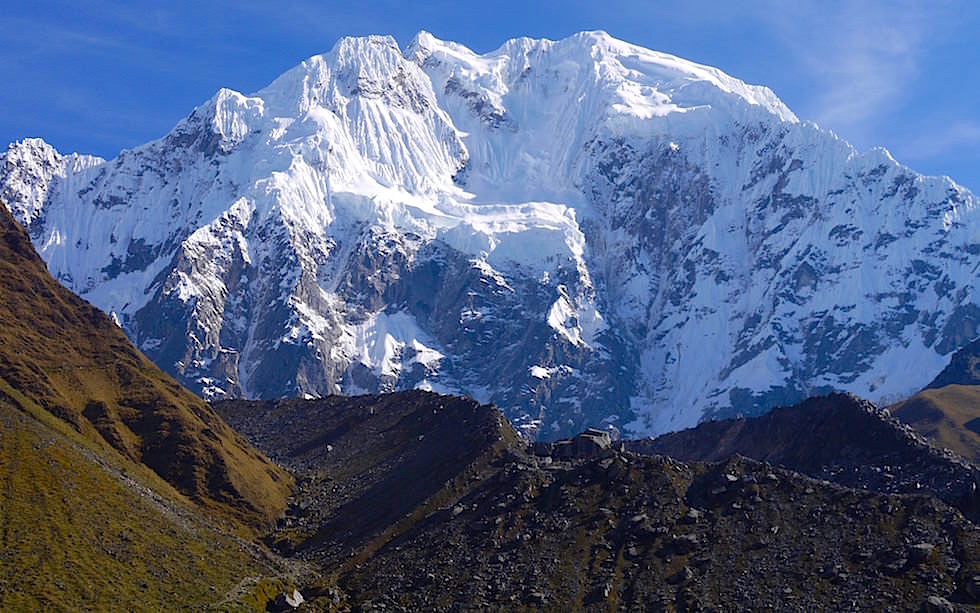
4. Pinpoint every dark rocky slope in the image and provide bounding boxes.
[218,391,980,611]
[214,391,521,564]
[629,393,980,524]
